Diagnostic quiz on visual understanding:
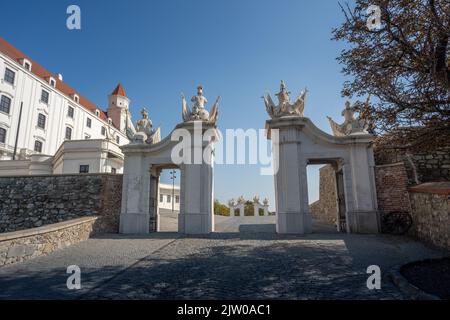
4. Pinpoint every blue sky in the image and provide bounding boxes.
[1,0,354,208]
